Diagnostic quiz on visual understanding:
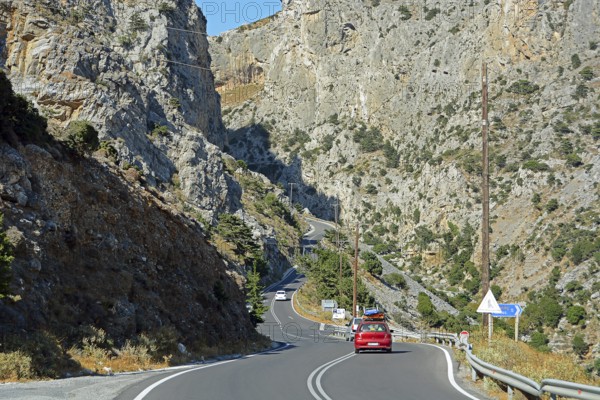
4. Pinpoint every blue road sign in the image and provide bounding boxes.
[491,303,523,318]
